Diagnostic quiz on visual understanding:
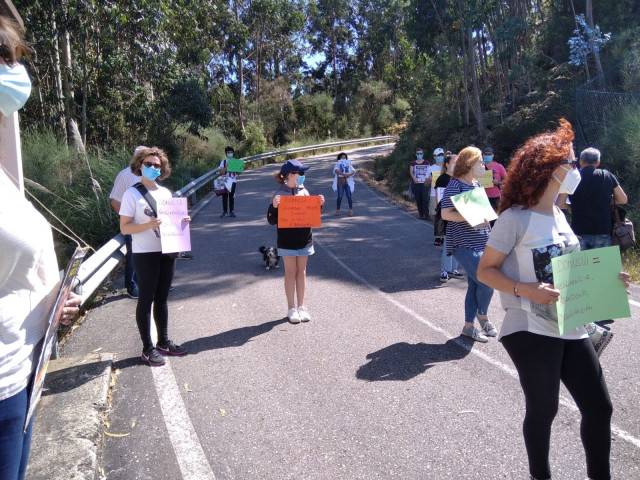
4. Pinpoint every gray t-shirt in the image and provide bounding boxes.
[487,206,587,340]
